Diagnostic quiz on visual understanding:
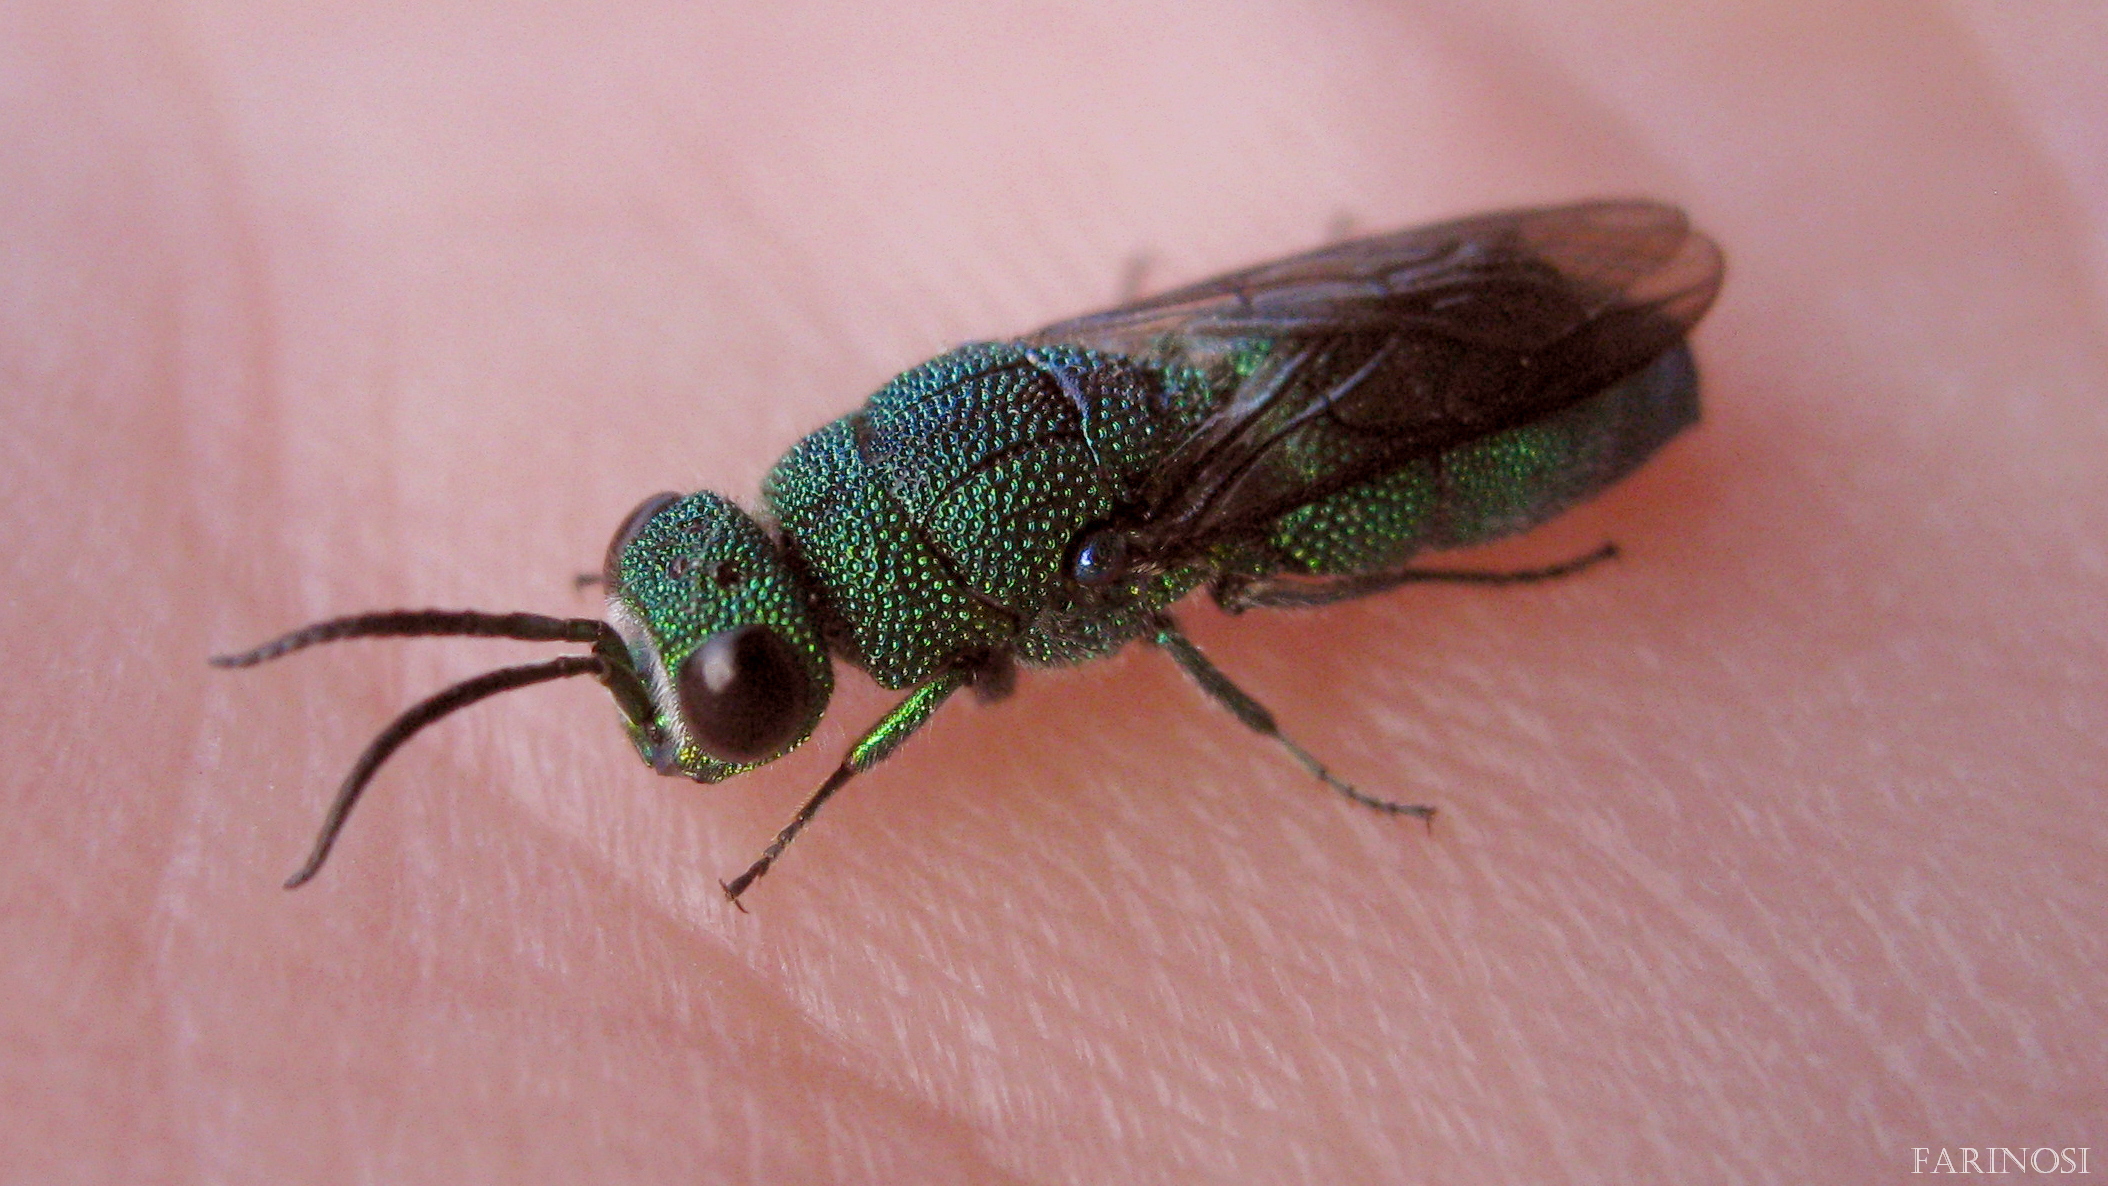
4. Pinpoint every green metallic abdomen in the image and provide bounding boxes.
[1266,345,1700,574]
